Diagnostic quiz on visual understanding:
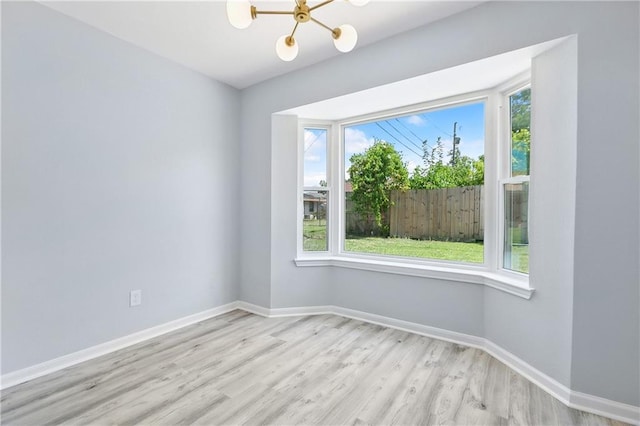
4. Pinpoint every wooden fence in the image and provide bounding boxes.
[345,197,386,237]
[346,185,484,242]
[389,186,483,242]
